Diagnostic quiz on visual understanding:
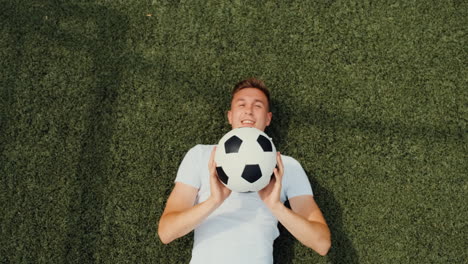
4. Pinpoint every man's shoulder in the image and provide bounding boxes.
[190,144,216,151]
[280,153,302,168]
[187,144,216,156]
